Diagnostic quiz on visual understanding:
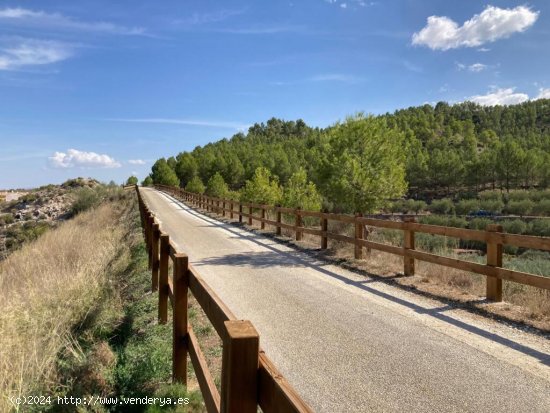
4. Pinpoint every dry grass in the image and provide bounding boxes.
[0,200,131,411]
